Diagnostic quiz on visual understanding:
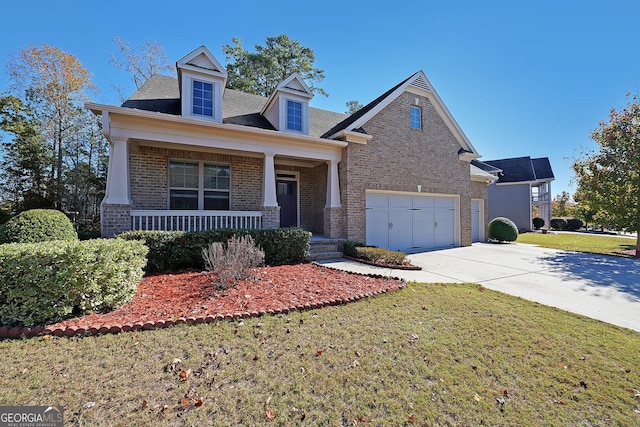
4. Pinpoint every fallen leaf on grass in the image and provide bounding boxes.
[407,414,416,422]
[141,400,148,409]
[179,369,191,381]
[317,349,323,356]
[180,398,189,408]
[266,409,275,419]
[194,399,203,407]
